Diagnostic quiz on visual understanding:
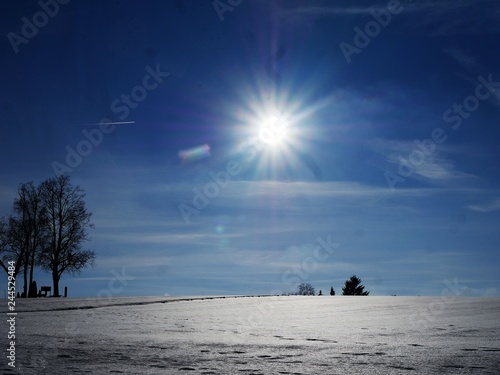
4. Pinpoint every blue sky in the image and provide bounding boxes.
[1,0,499,297]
